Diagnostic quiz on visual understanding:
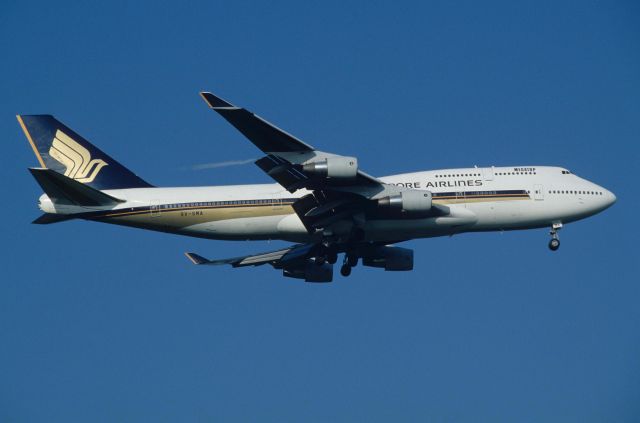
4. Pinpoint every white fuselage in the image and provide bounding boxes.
[39,166,616,243]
